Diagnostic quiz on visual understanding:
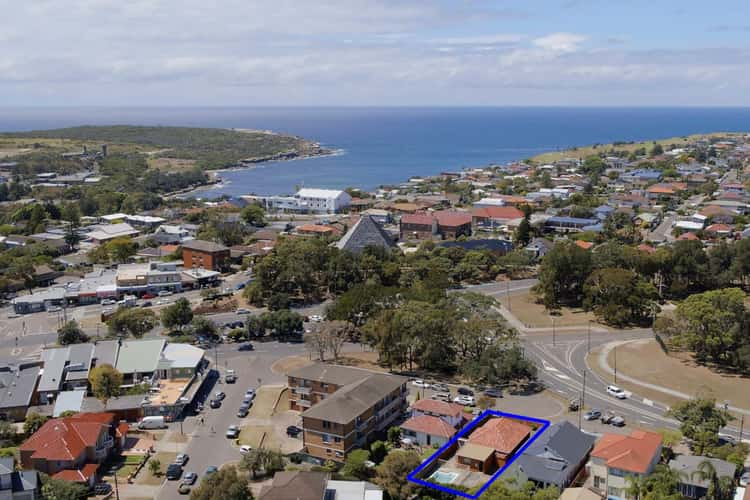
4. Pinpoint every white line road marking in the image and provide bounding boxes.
[555,373,572,380]
[642,399,653,406]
